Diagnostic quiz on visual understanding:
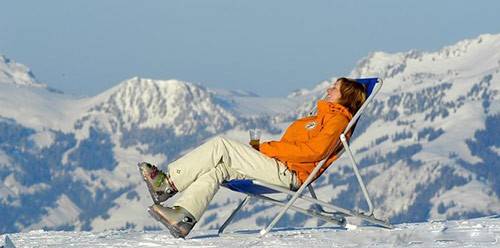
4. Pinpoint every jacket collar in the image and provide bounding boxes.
[317,100,353,120]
